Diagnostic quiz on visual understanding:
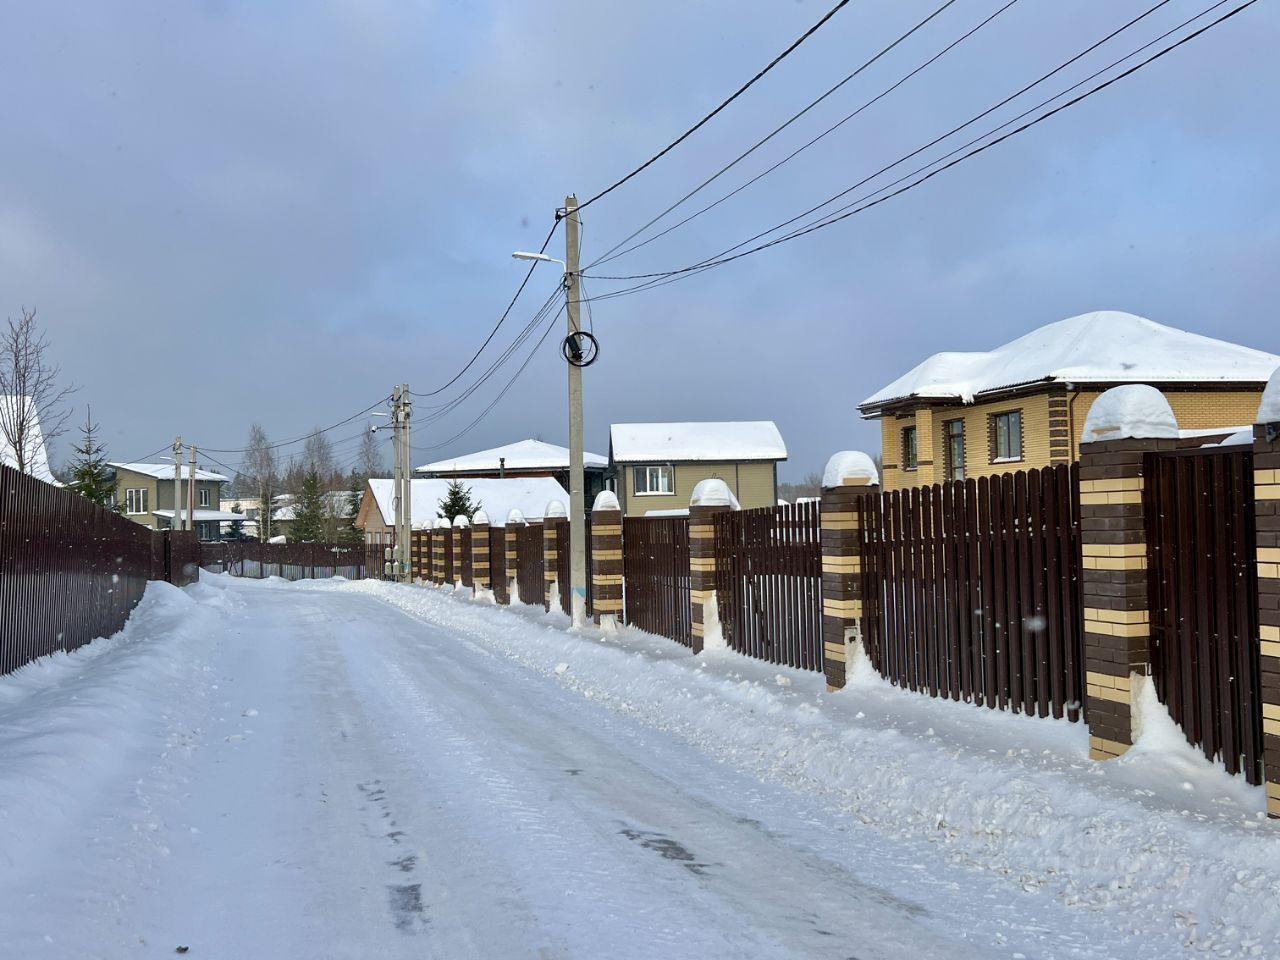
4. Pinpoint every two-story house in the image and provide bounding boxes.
[858,311,1279,491]
[607,421,787,516]
[109,462,234,541]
